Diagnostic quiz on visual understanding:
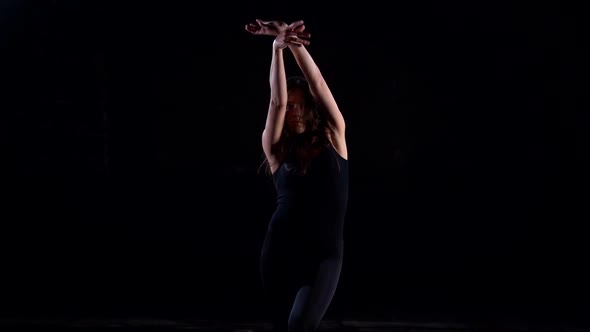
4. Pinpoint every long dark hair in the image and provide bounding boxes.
[258,75,331,176]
